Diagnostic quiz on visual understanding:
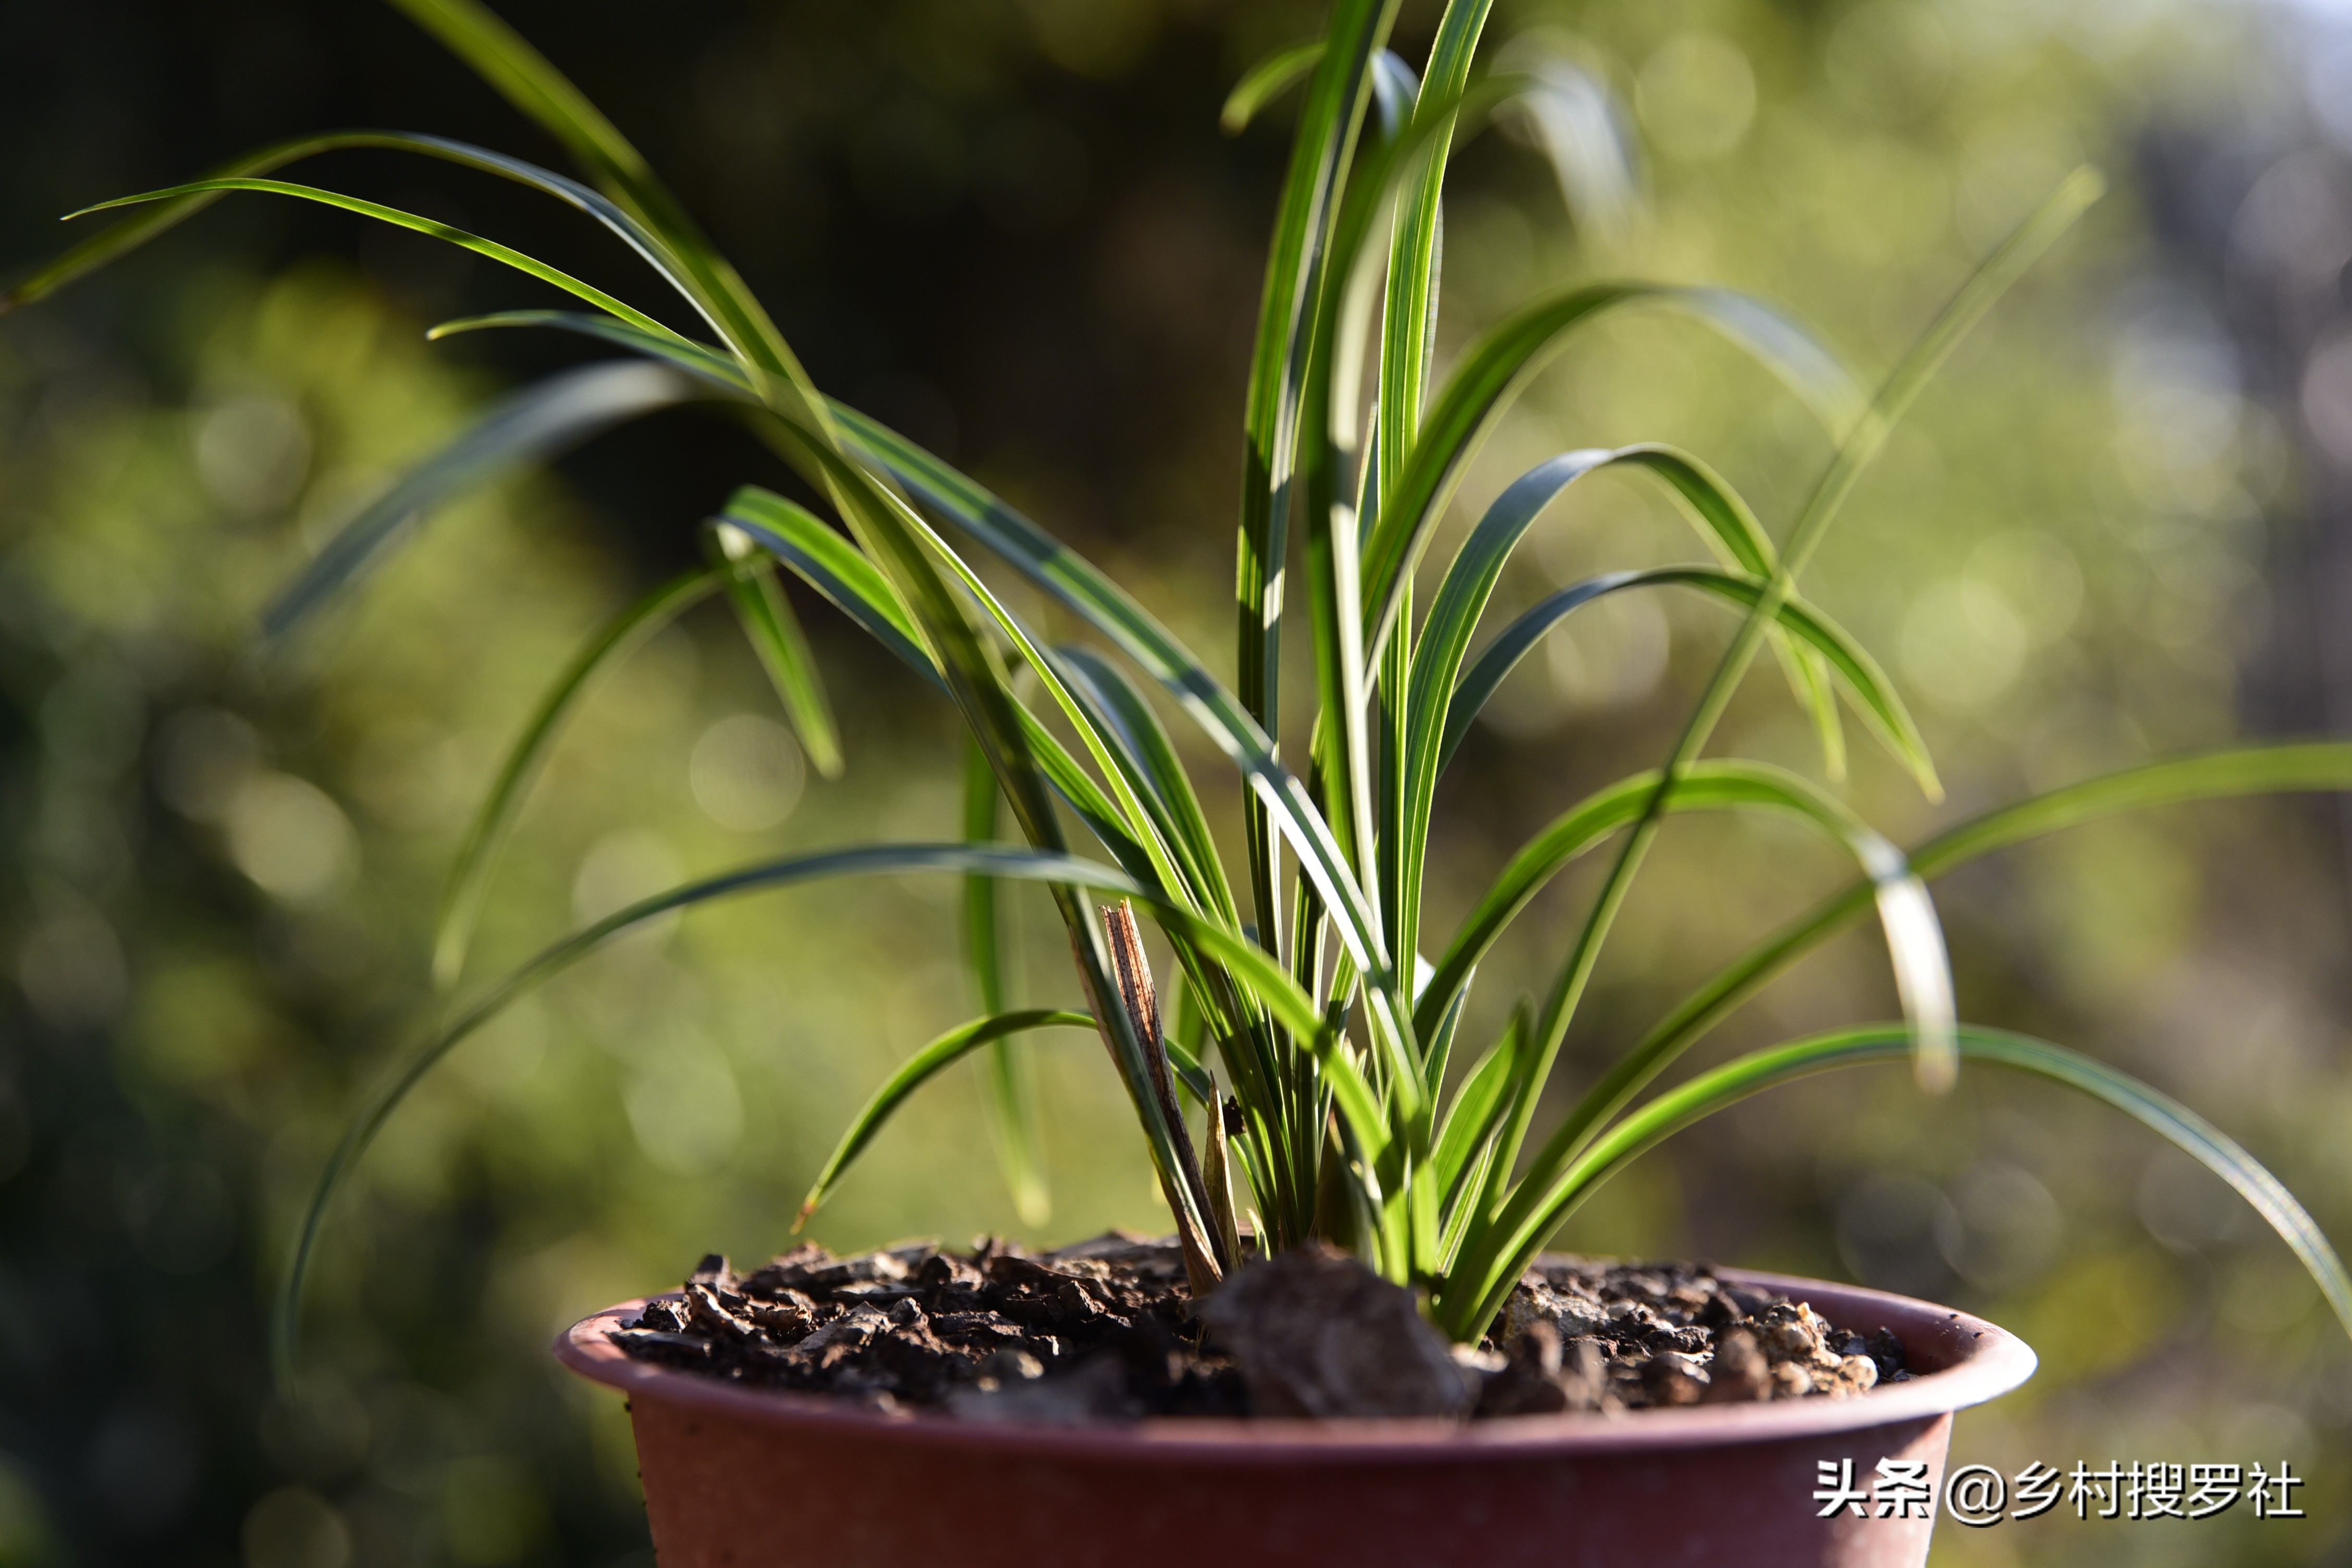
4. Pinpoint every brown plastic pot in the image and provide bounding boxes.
[557,1266,2034,1568]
